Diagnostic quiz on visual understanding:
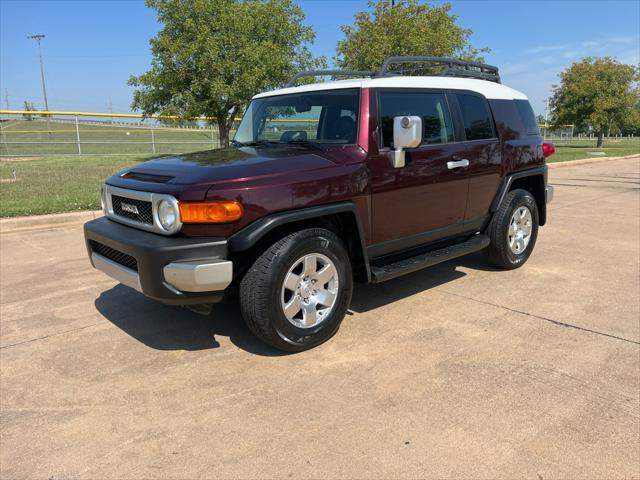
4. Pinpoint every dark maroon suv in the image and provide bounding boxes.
[84,57,555,352]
